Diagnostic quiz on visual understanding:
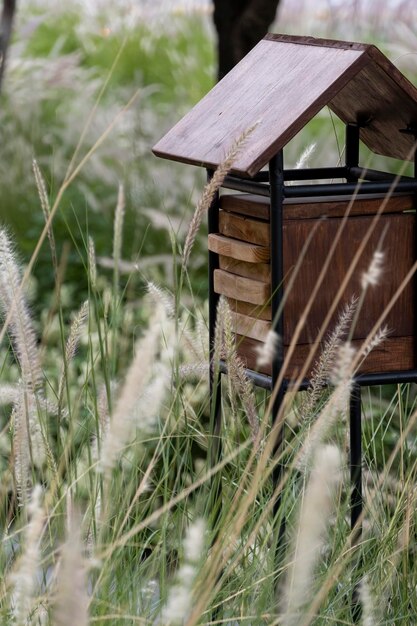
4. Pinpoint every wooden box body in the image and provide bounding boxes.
[209,192,416,377]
